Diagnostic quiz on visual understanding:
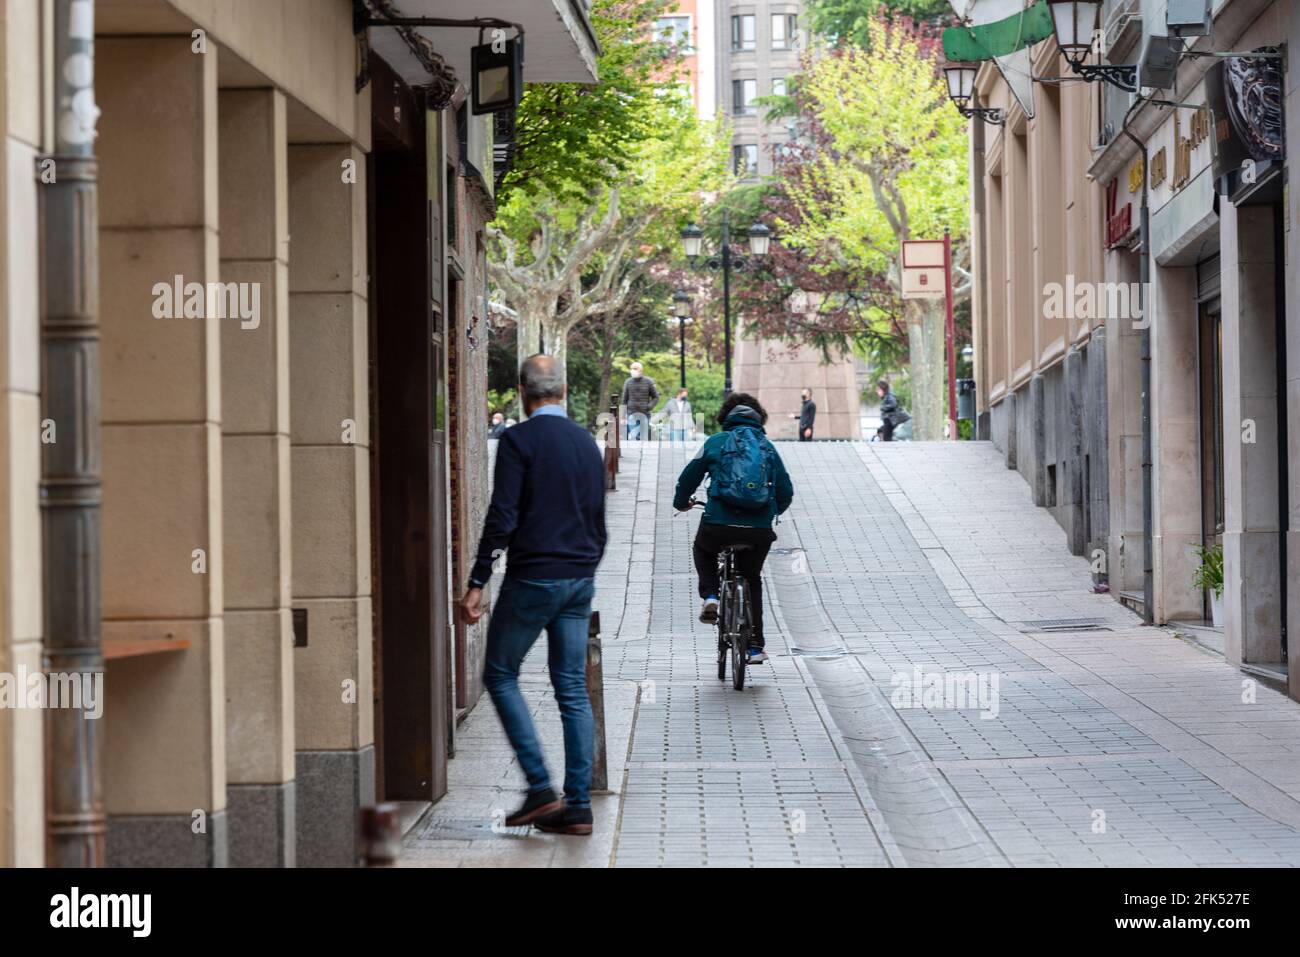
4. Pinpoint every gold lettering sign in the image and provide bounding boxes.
[1128,156,1145,193]
[1172,105,1211,191]
[1150,148,1167,188]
